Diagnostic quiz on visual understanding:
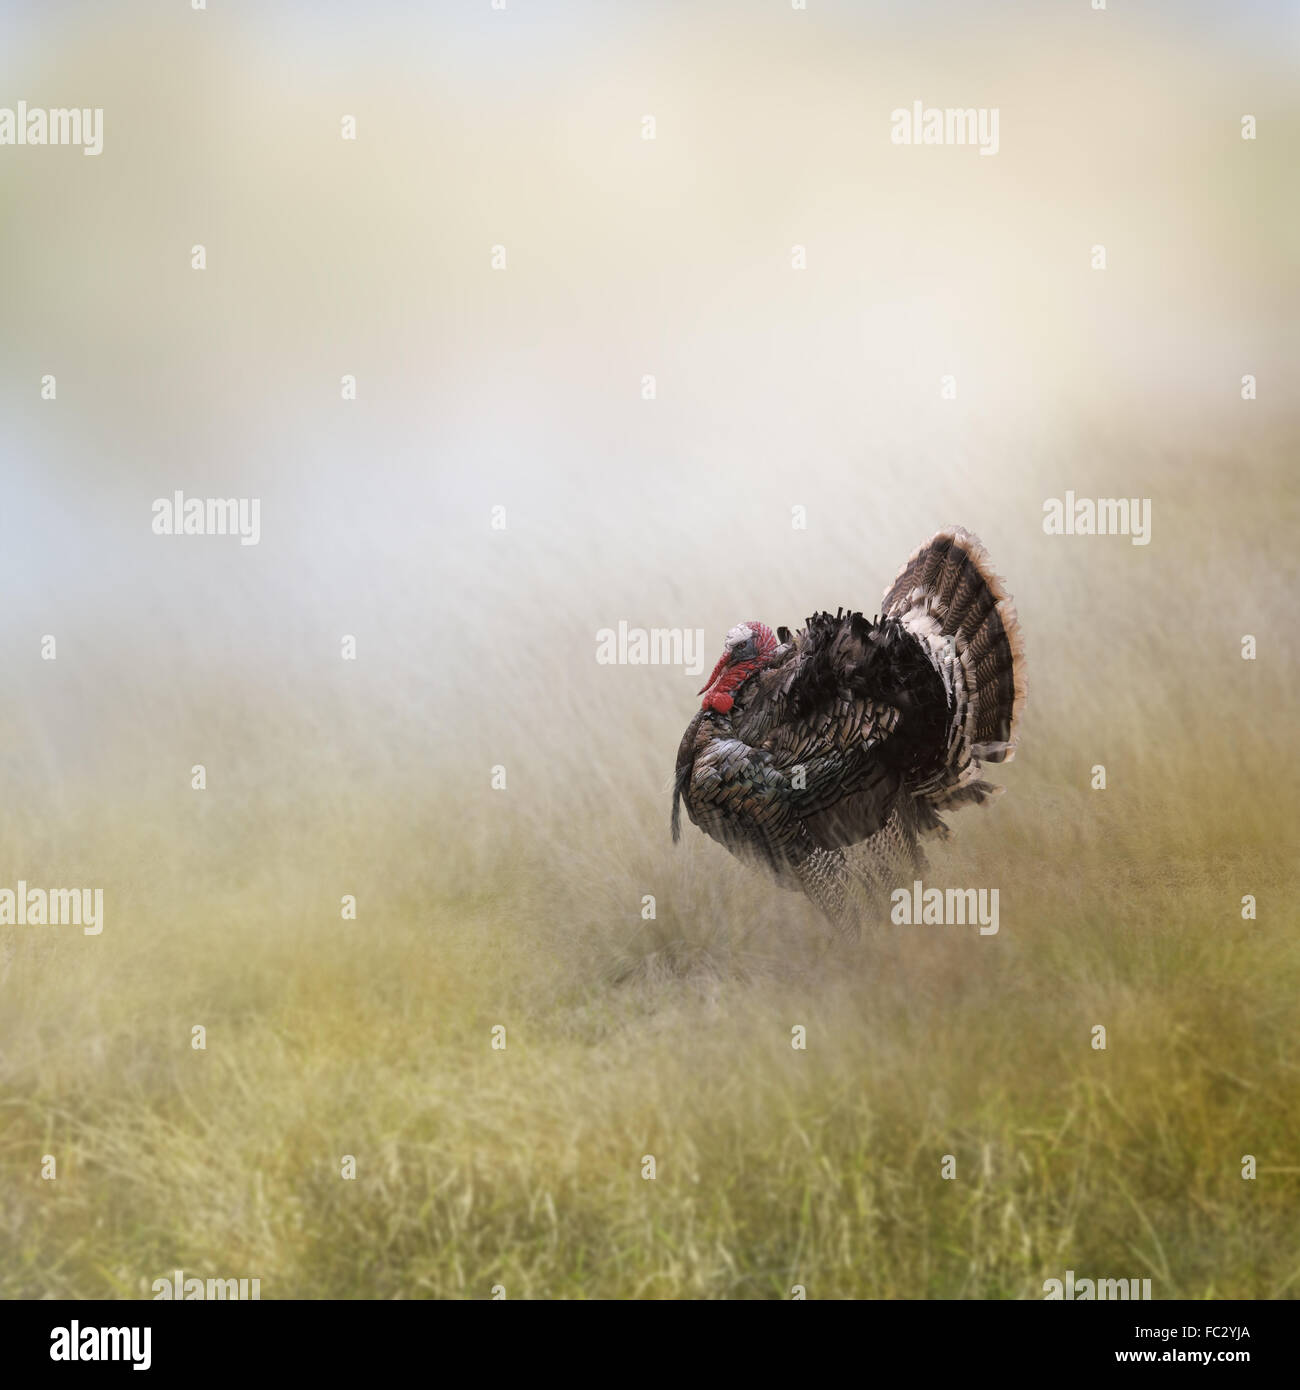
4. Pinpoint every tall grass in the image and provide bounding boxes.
[2,529,1296,1297]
